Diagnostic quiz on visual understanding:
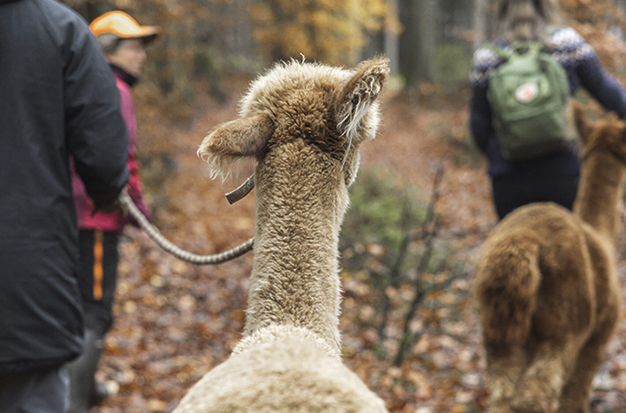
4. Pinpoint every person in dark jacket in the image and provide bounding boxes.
[470,0,626,220]
[65,11,158,413]
[0,1,129,412]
